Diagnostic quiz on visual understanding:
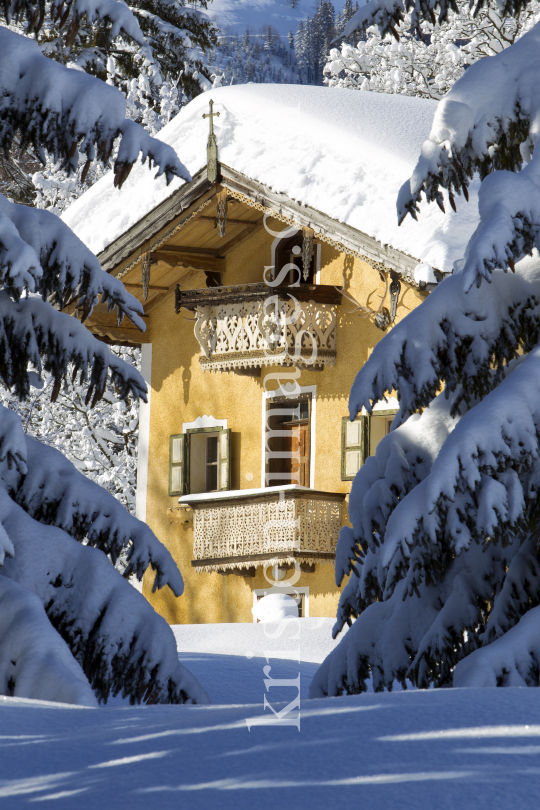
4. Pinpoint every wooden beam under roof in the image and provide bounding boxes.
[123,283,170,292]
[156,245,222,257]
[198,216,258,228]
[98,169,214,274]
[88,322,149,345]
[143,269,205,314]
[151,251,225,274]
